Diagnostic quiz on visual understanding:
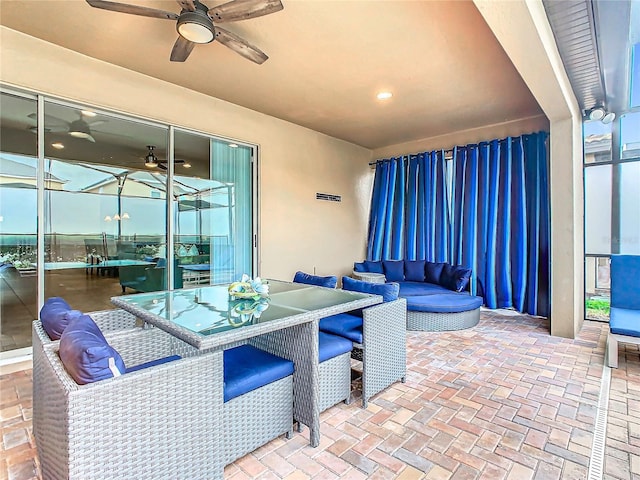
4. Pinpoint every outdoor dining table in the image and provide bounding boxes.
[111,279,383,447]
